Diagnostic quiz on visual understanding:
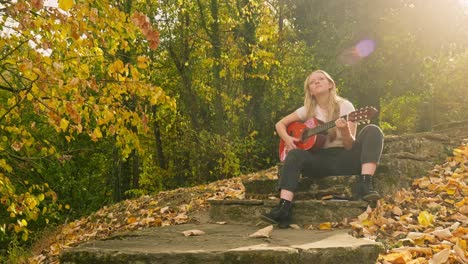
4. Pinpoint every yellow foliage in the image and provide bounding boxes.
[318,222,332,230]
[58,0,74,11]
[60,118,69,132]
[137,56,149,69]
[417,211,434,227]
